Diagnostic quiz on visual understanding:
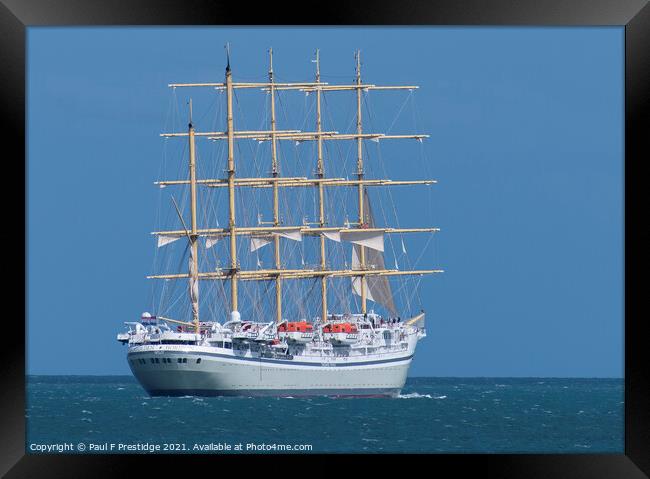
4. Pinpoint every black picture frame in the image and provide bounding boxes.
[3,0,648,476]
